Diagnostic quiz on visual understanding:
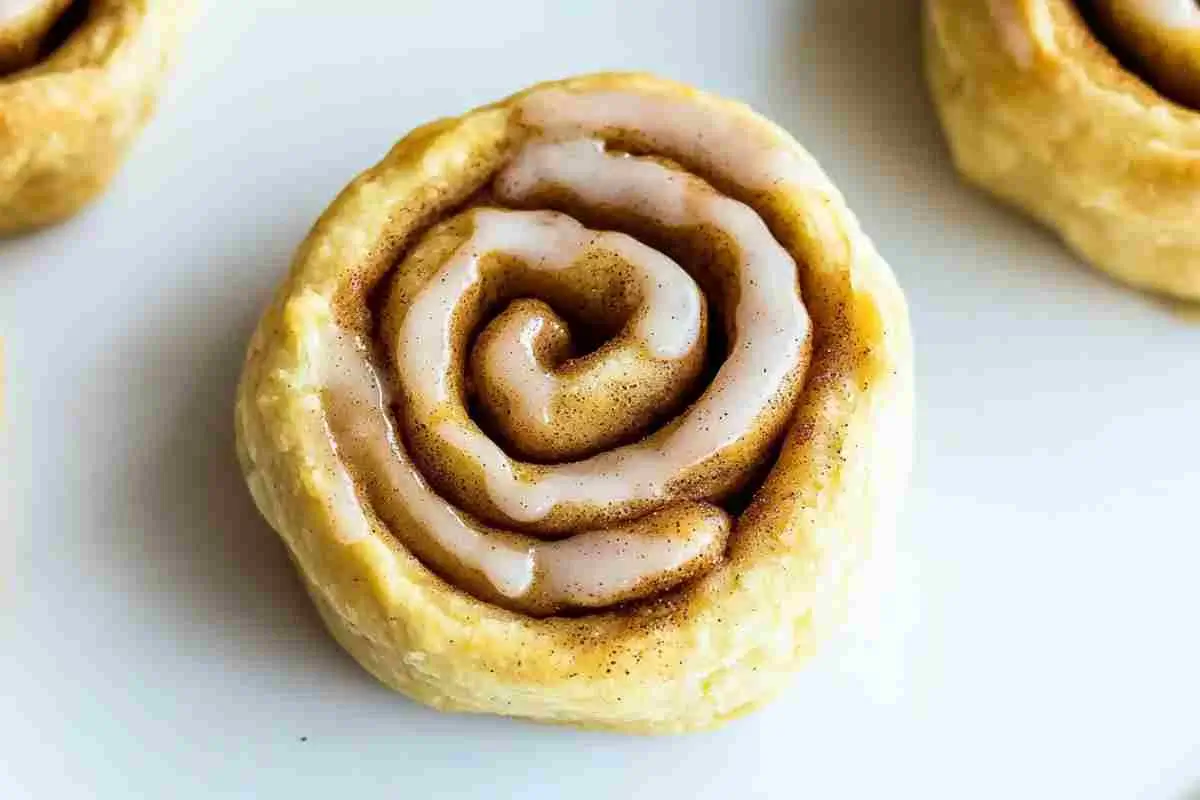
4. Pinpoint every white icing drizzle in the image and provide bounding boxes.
[1125,0,1200,28]
[518,88,830,193]
[320,325,536,597]
[317,321,726,610]
[478,309,561,430]
[393,138,809,525]
[406,207,700,374]
[538,516,724,606]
